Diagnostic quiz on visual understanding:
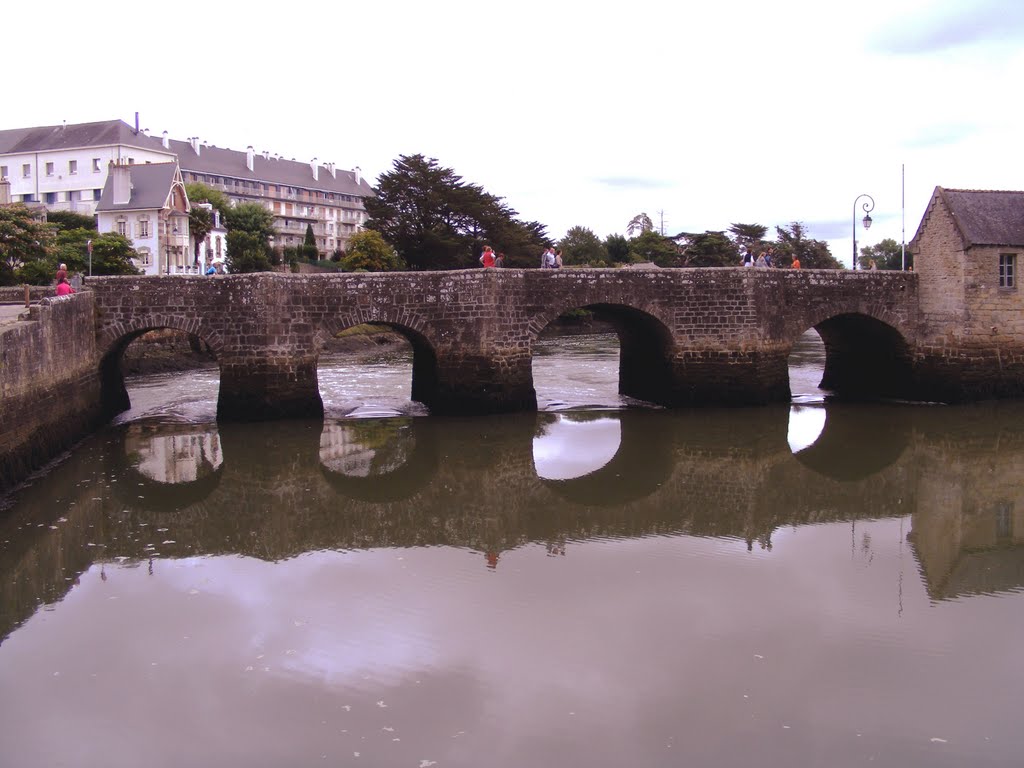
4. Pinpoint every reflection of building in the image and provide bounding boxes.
[95,161,190,276]
[125,428,223,484]
[318,422,412,476]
